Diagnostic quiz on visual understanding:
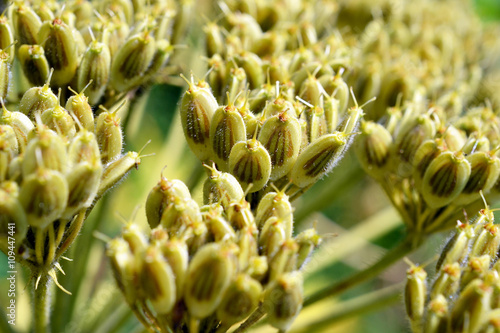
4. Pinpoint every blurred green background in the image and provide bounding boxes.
[1,1,500,332]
